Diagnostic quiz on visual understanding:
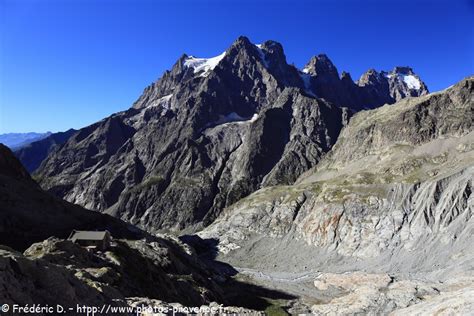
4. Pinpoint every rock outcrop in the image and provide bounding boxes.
[0,237,250,312]
[35,36,427,233]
